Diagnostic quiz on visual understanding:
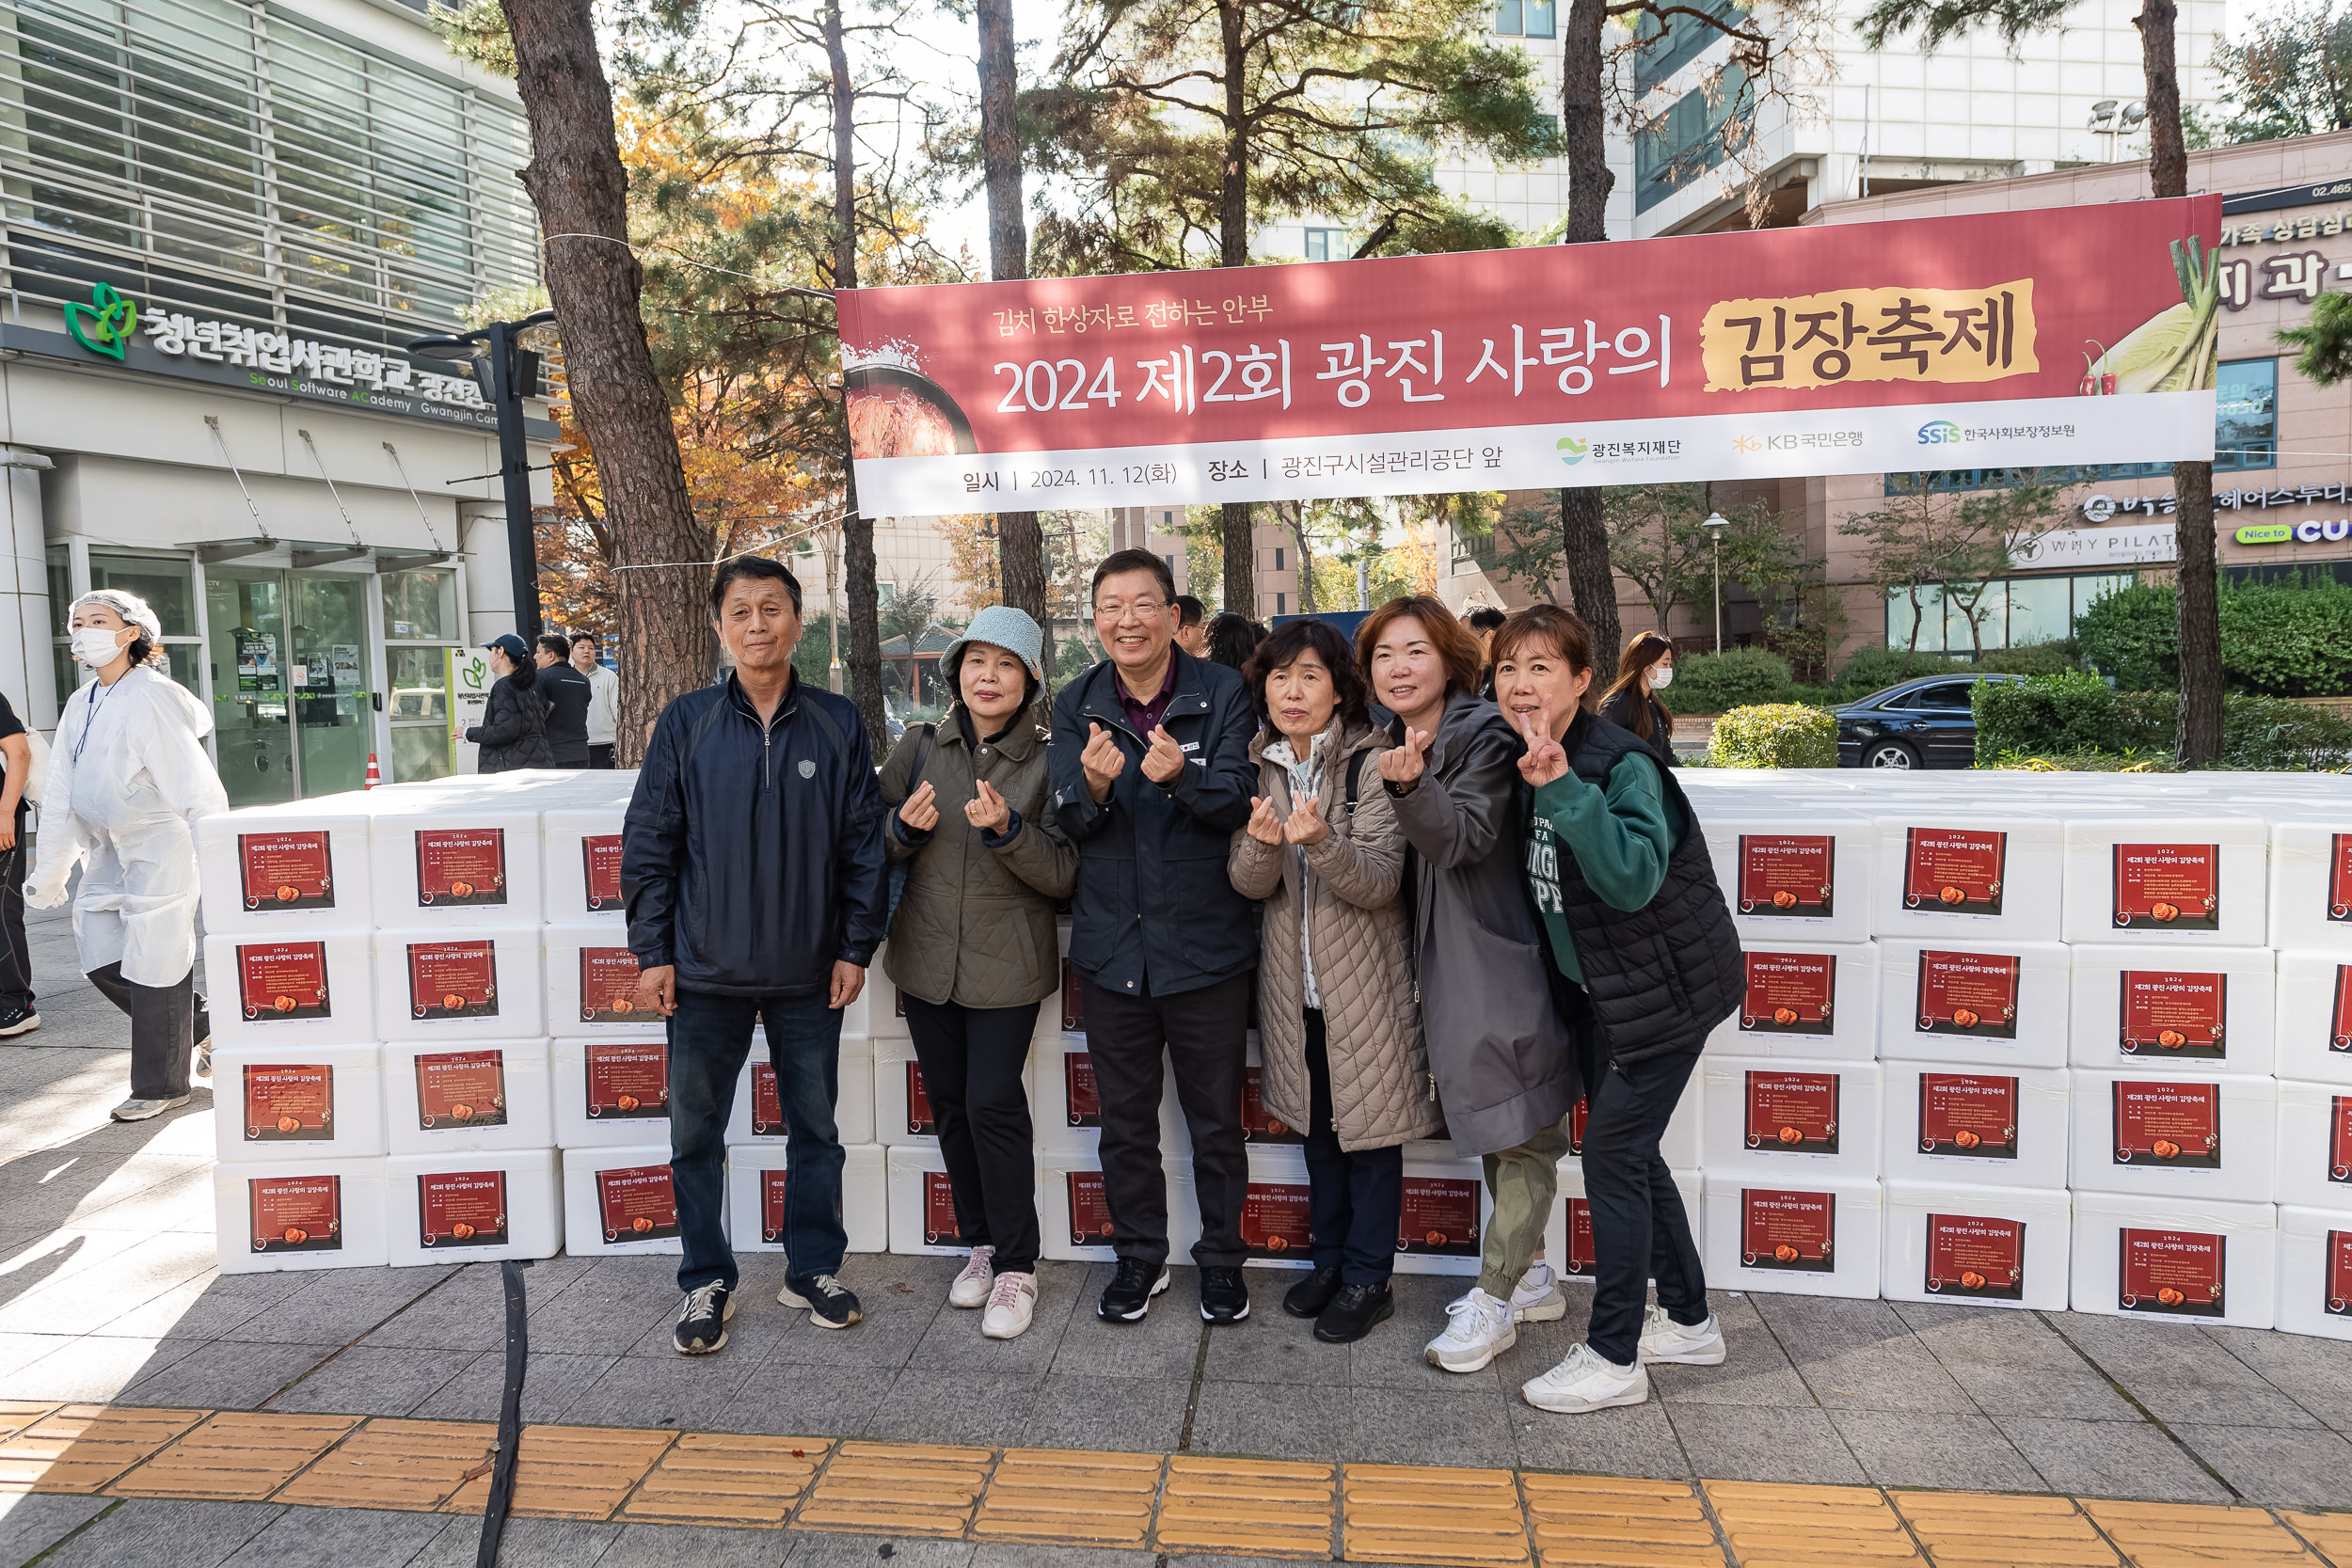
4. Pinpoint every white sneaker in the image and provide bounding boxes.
[949,1245,996,1309]
[1452,1262,1566,1324]
[981,1271,1037,1339]
[1424,1287,1518,1373]
[1639,1306,1725,1366]
[1521,1343,1650,1414]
